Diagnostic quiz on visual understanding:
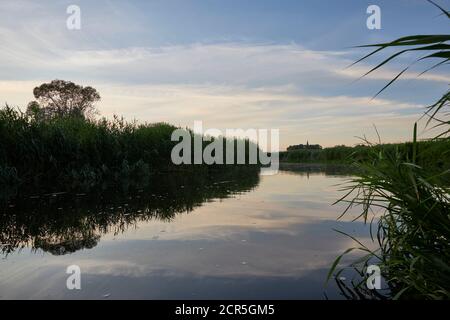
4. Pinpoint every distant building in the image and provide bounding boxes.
[287,142,322,151]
